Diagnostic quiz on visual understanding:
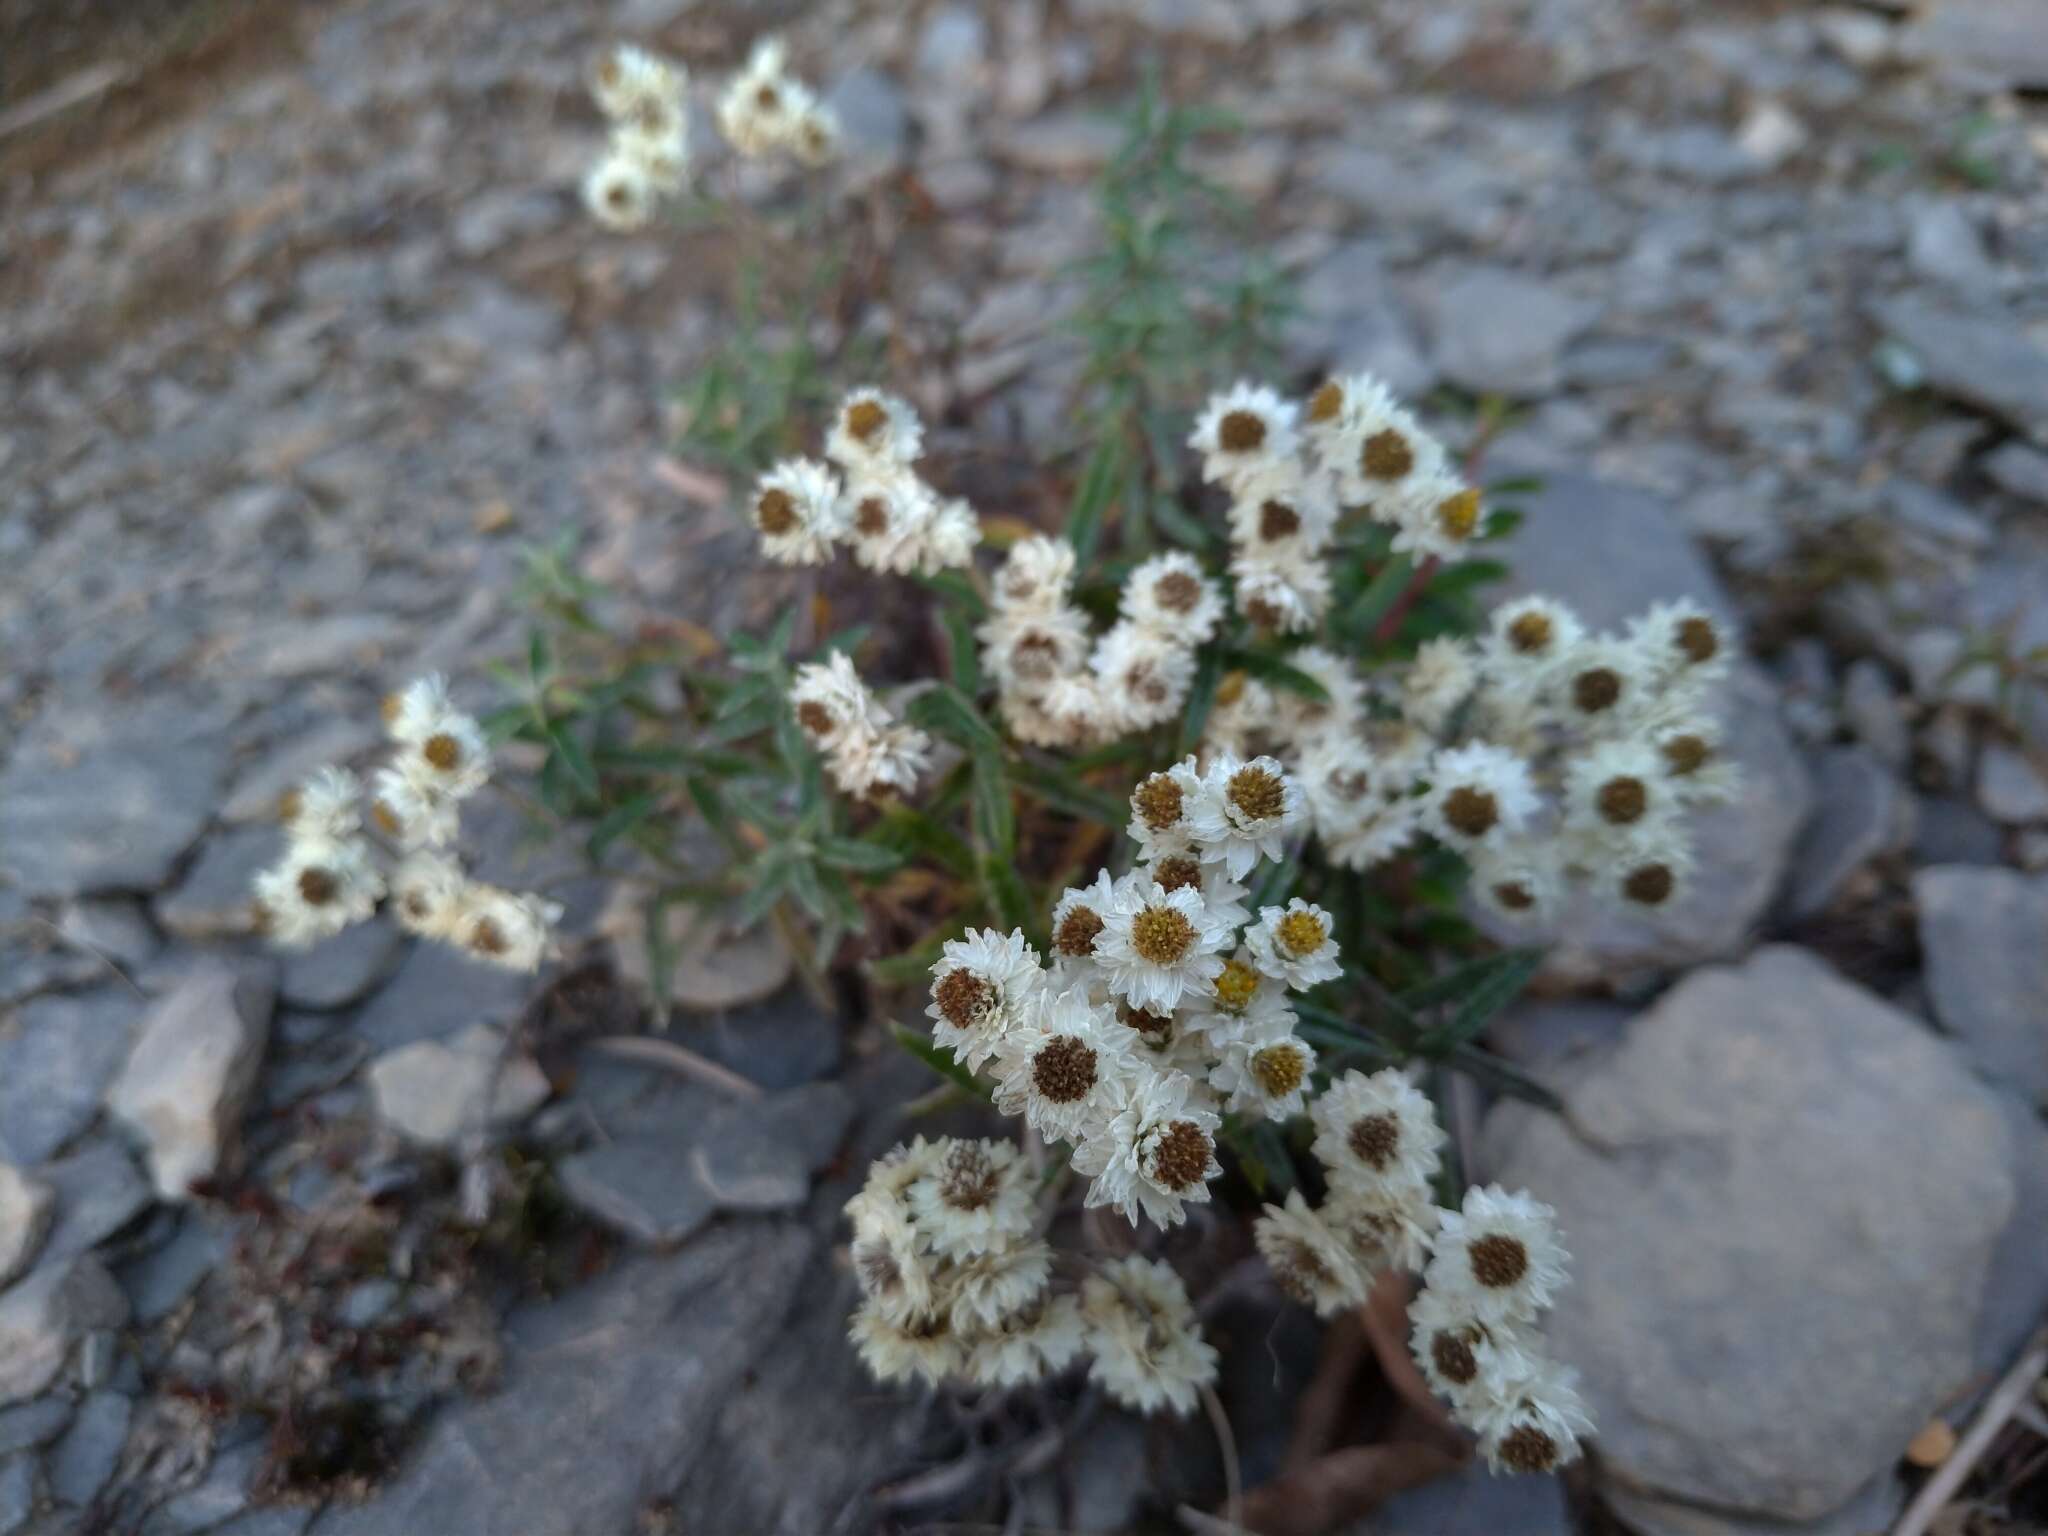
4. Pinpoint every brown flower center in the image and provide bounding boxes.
[1013,632,1061,681]
[938,1143,1000,1210]
[1361,429,1412,481]
[1431,1329,1479,1386]
[1442,786,1499,838]
[1276,909,1326,956]
[1212,959,1260,1011]
[1154,571,1202,613]
[1244,597,1284,631]
[1677,616,1719,665]
[795,700,837,738]
[934,969,993,1030]
[371,800,403,837]
[1307,381,1345,423]
[1436,489,1482,540]
[1227,764,1286,822]
[1119,1002,1173,1037]
[1496,1424,1559,1474]
[1624,863,1675,906]
[1493,880,1535,911]
[1054,905,1104,957]
[1133,774,1184,832]
[755,487,798,535]
[1252,1044,1306,1096]
[1273,1239,1333,1305]
[277,789,303,824]
[1031,1037,1098,1104]
[1507,611,1554,654]
[1130,906,1195,965]
[1217,410,1266,452]
[854,497,890,536]
[297,868,338,907]
[423,733,462,771]
[845,398,887,443]
[1597,776,1647,825]
[469,917,508,956]
[1663,734,1710,775]
[1572,667,1621,714]
[856,1241,902,1297]
[1468,1233,1529,1289]
[755,82,781,110]
[1348,1112,1399,1169]
[380,693,402,725]
[1149,1121,1212,1190]
[1152,856,1203,894]
[1258,499,1301,541]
